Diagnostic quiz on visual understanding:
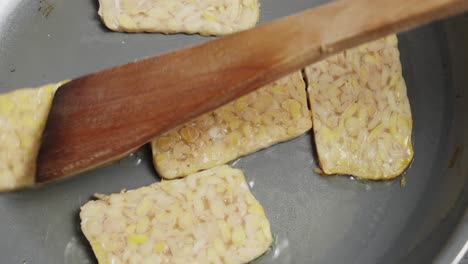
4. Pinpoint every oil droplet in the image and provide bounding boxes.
[64,237,91,264]
[118,152,143,166]
[248,179,255,188]
[266,235,292,263]
[230,158,241,167]
[252,234,291,263]
[272,237,289,259]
